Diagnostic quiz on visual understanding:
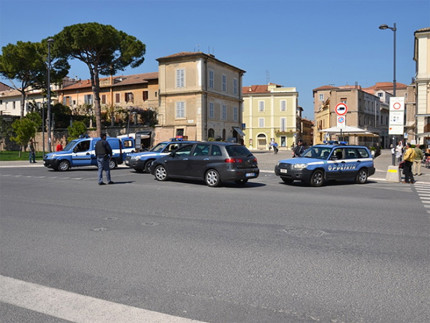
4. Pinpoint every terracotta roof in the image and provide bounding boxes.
[0,82,13,92]
[312,85,338,92]
[157,52,201,59]
[415,27,430,34]
[242,85,269,94]
[157,52,246,73]
[61,72,158,91]
[362,82,408,93]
